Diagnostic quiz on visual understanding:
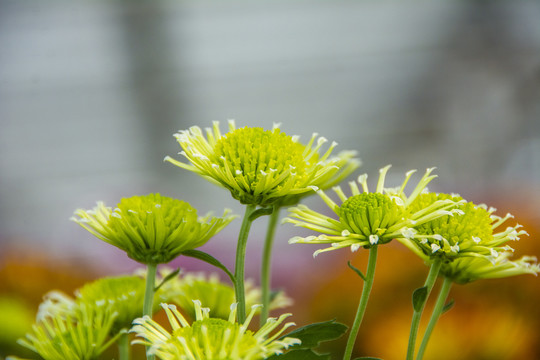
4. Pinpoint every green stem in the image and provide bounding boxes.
[118,331,130,360]
[235,204,257,323]
[416,276,453,360]
[406,259,442,360]
[260,205,280,325]
[143,263,157,360]
[343,246,378,360]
